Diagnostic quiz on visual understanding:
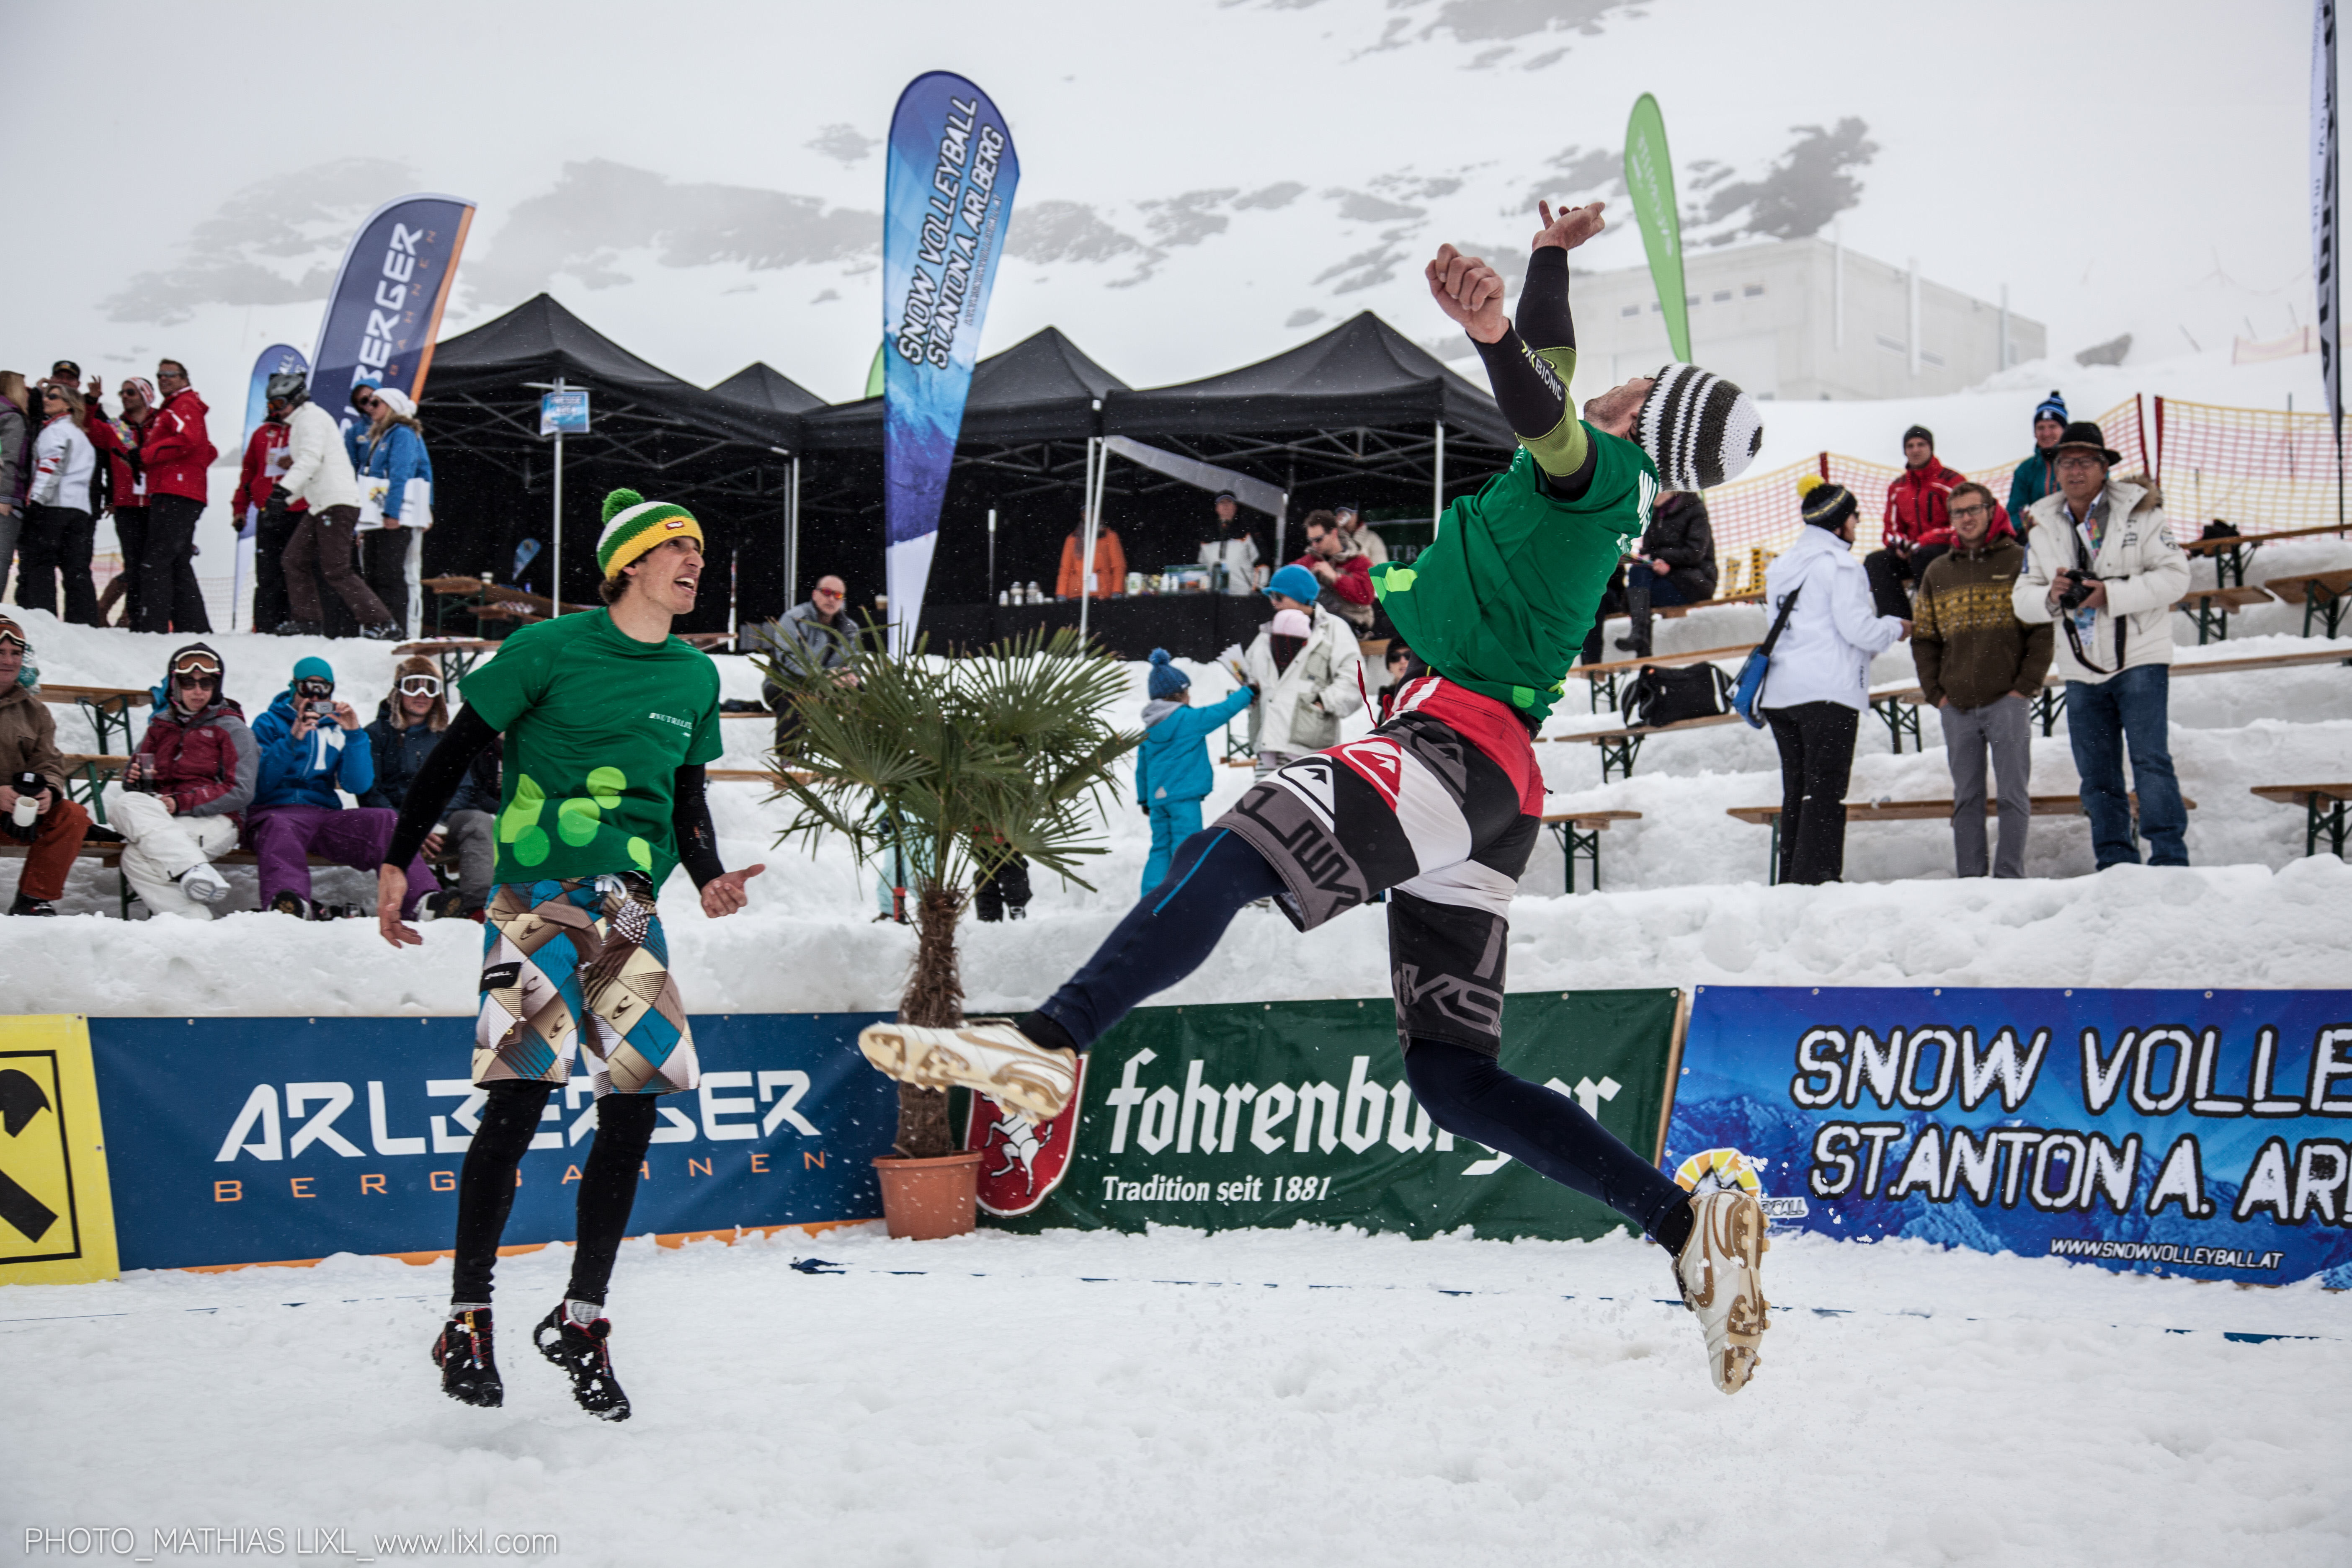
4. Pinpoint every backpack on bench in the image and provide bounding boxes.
[1620,663,1733,729]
